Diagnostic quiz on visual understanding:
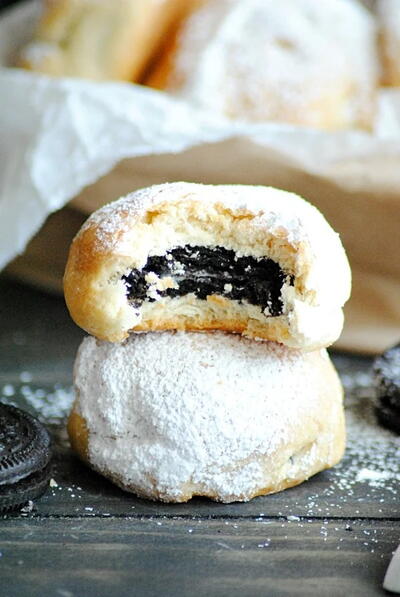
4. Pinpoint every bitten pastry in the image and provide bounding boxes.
[147,0,378,130]
[18,0,192,81]
[68,332,345,503]
[377,0,400,86]
[64,182,351,350]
